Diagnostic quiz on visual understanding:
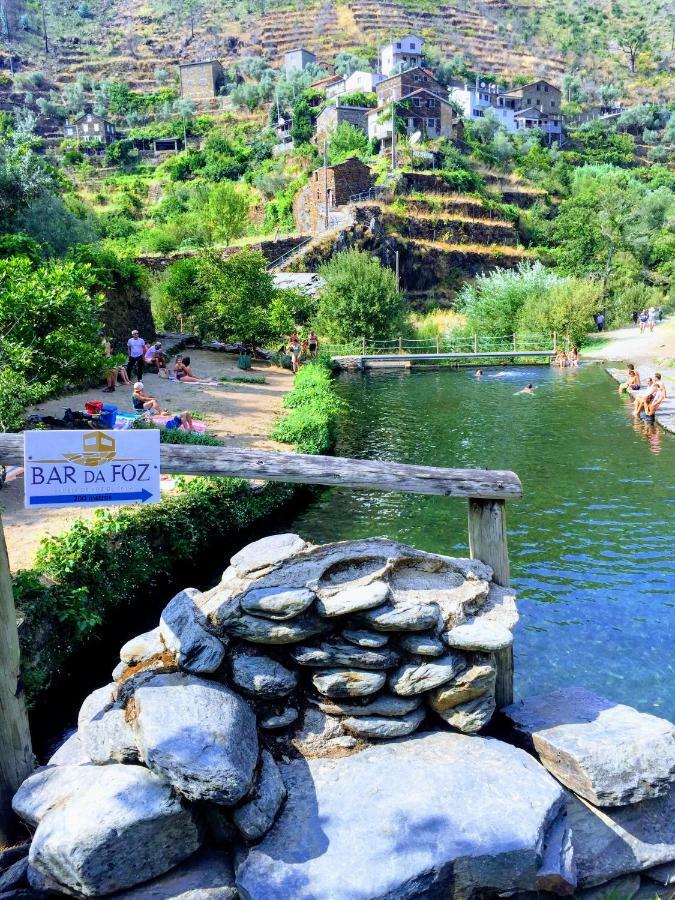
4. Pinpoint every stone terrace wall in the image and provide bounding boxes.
[136,237,308,274]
